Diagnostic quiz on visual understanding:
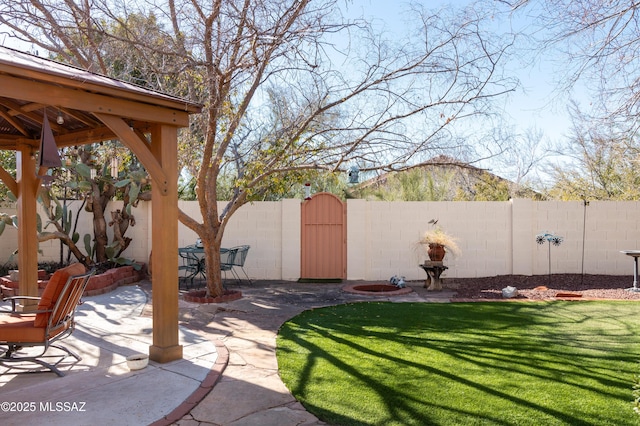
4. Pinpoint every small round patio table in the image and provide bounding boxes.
[620,250,640,292]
